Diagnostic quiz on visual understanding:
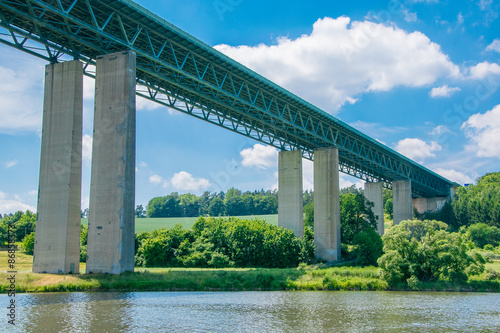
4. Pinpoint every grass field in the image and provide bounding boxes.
[81,214,279,233]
